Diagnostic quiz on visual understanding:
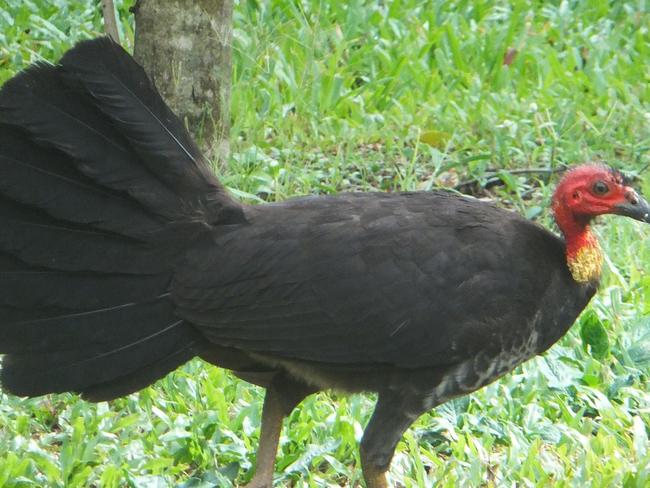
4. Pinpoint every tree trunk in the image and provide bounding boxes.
[132,0,232,163]
[101,0,120,42]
